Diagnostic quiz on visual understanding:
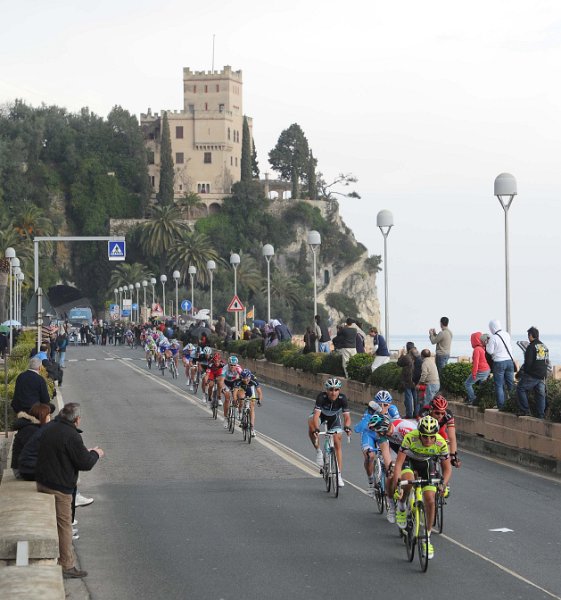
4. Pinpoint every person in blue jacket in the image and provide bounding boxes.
[354,390,400,498]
